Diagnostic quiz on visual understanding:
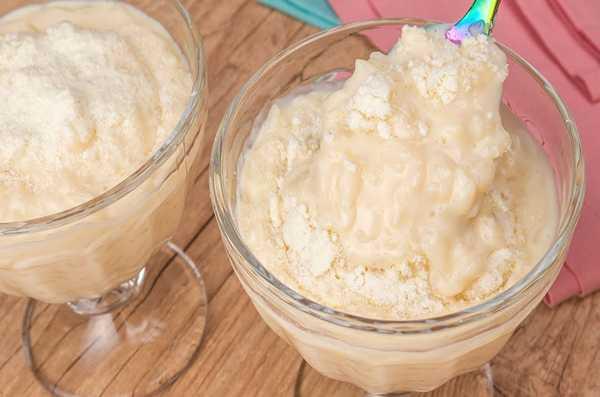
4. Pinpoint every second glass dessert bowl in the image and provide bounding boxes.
[211,20,585,395]
[0,0,208,396]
